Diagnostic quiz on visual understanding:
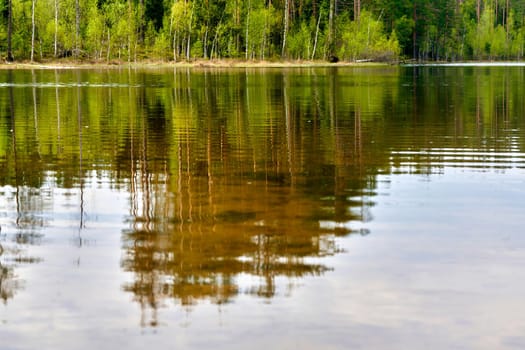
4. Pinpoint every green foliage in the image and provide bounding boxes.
[287,21,313,60]
[84,6,104,58]
[509,23,525,59]
[490,25,507,58]
[5,0,525,61]
[394,15,414,53]
[337,11,400,62]
[244,3,278,59]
